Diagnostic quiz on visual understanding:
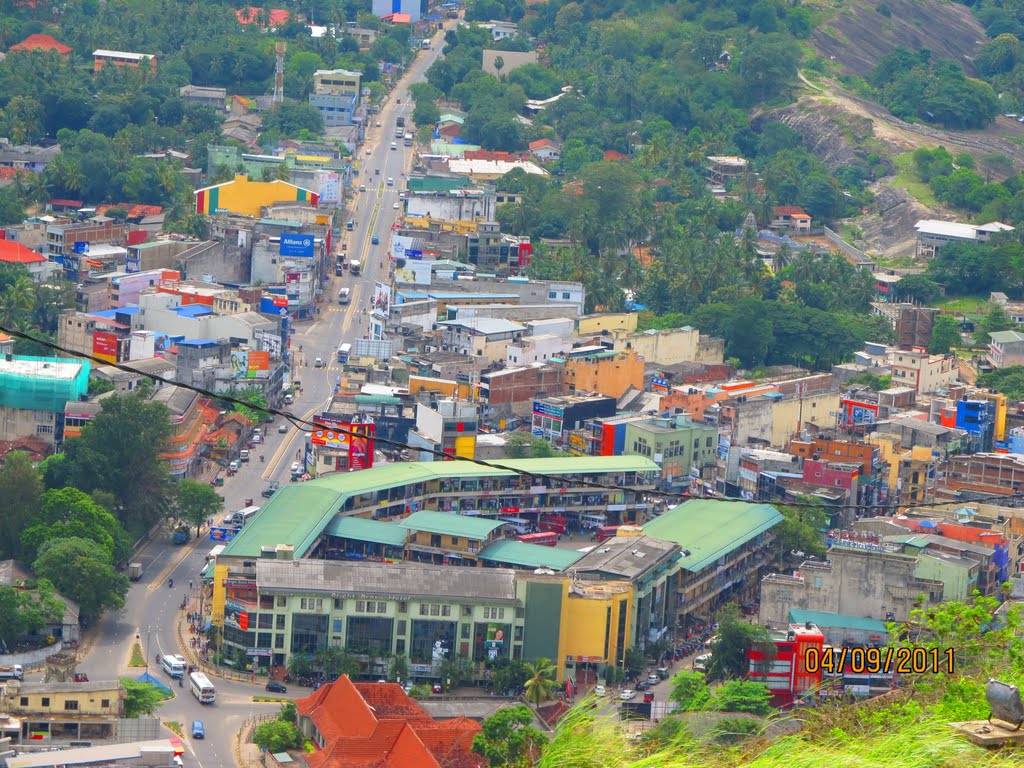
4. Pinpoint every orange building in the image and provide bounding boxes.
[154,389,212,476]
[659,380,775,422]
[789,437,877,475]
[93,49,157,74]
[155,277,218,306]
[563,348,643,399]
[296,675,482,768]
